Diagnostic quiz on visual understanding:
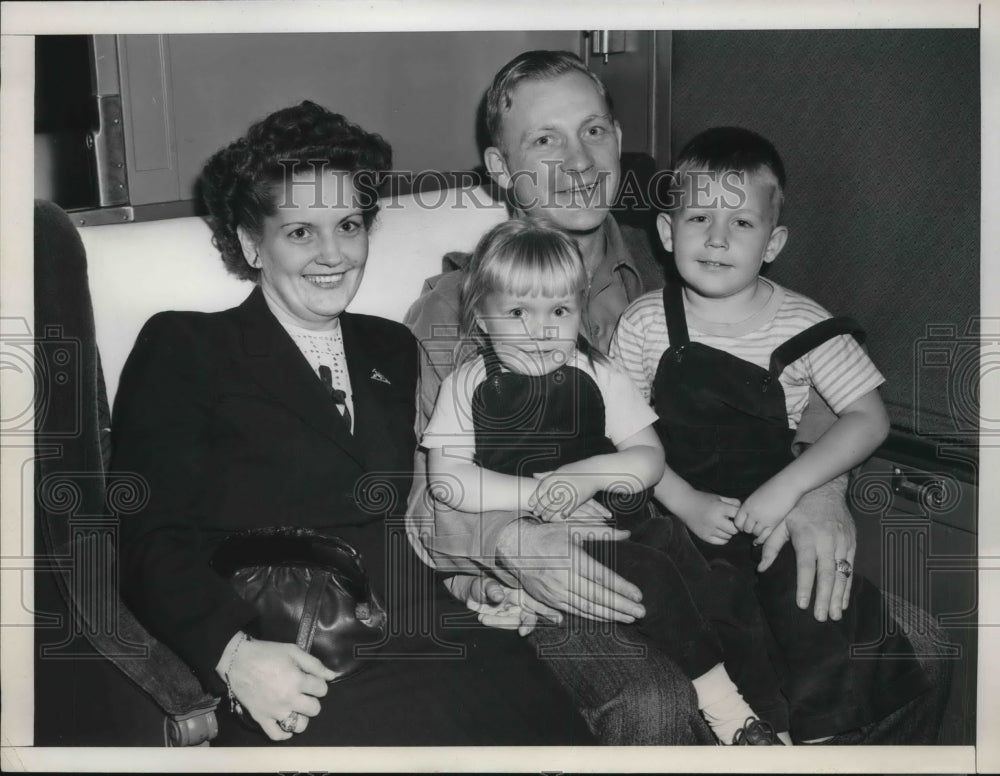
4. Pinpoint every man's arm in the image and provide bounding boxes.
[403,269,466,427]
[755,384,855,620]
